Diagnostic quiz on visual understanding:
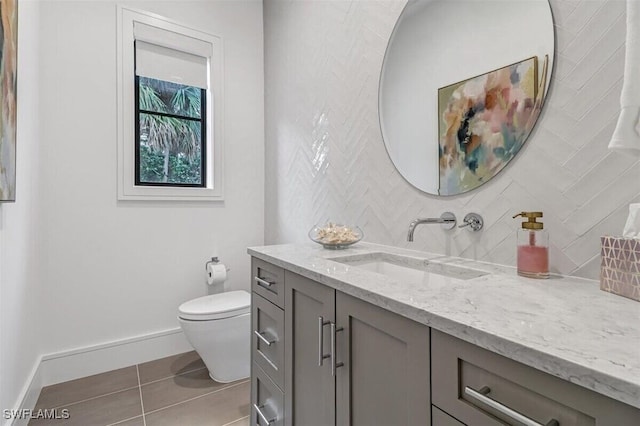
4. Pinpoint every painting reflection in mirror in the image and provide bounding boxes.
[438,57,539,196]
